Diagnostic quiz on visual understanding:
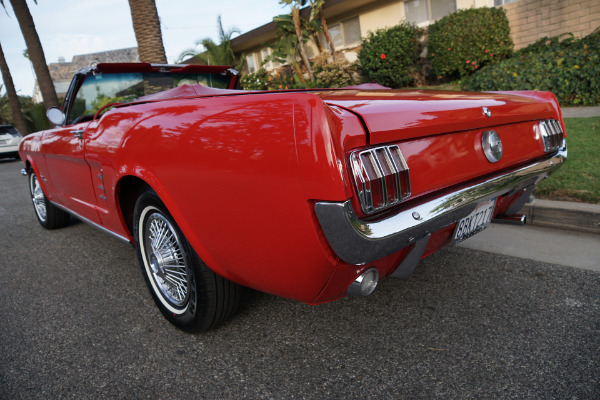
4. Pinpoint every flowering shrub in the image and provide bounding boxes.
[240,69,271,90]
[313,55,359,88]
[240,69,295,90]
[462,31,600,106]
[427,7,512,79]
[357,23,422,88]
